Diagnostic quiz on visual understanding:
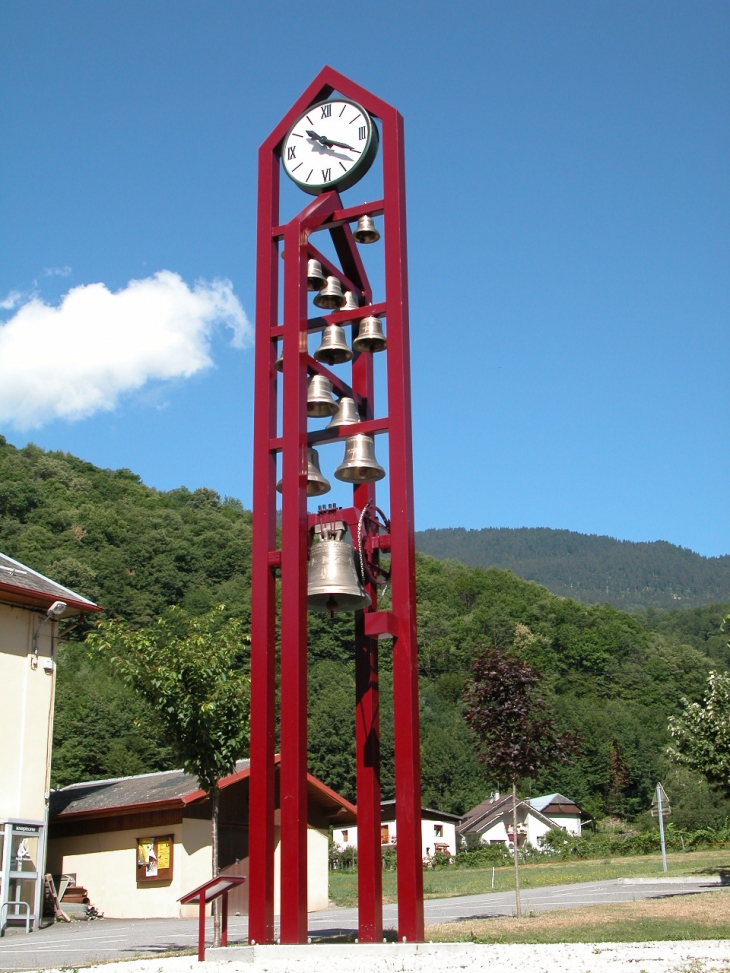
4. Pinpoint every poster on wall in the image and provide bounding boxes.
[136,835,174,883]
